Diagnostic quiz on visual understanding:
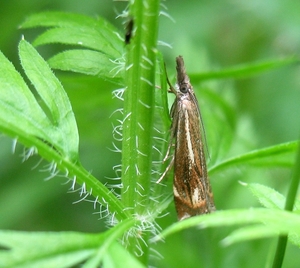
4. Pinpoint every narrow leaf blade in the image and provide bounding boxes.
[0,50,51,139]
[19,39,79,160]
[48,49,124,85]
[21,12,123,59]
[210,141,299,175]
